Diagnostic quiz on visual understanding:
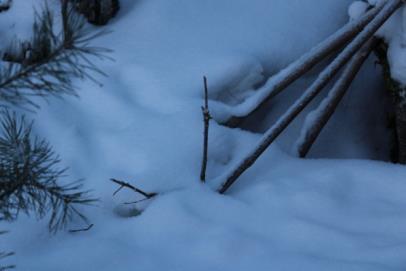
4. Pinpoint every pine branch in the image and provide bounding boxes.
[0,111,96,233]
[0,2,109,108]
